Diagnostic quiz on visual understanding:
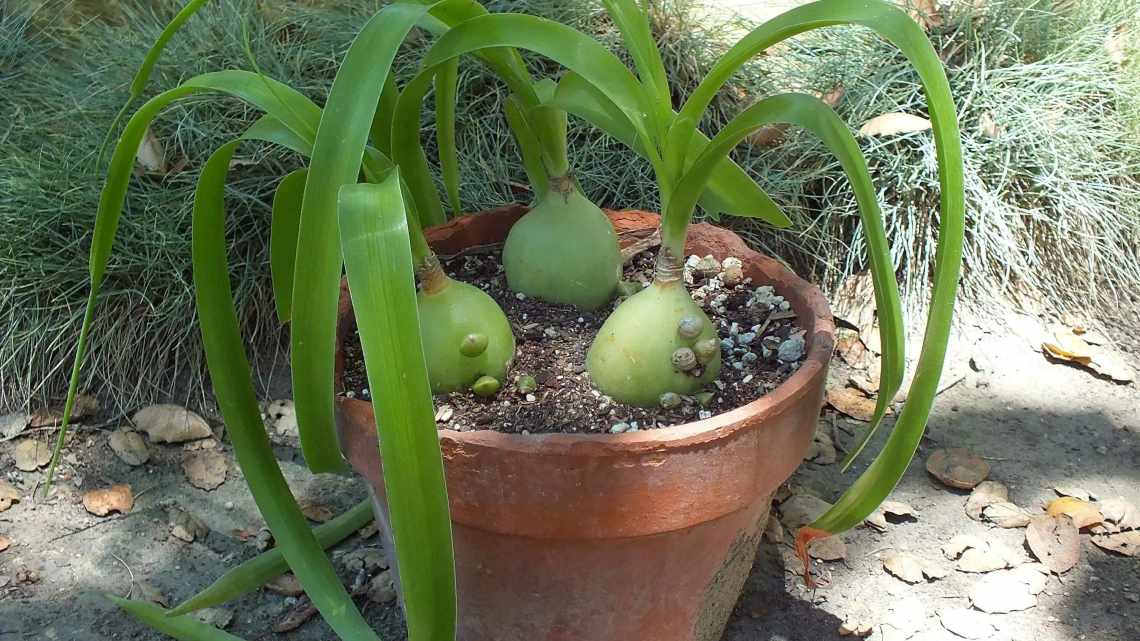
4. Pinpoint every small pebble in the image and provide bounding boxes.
[525,394,536,403]
[737,332,756,345]
[224,501,234,511]
[515,292,526,300]
[720,338,735,351]
[777,335,806,362]
[742,352,758,365]
[610,422,630,434]
[544,327,558,339]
